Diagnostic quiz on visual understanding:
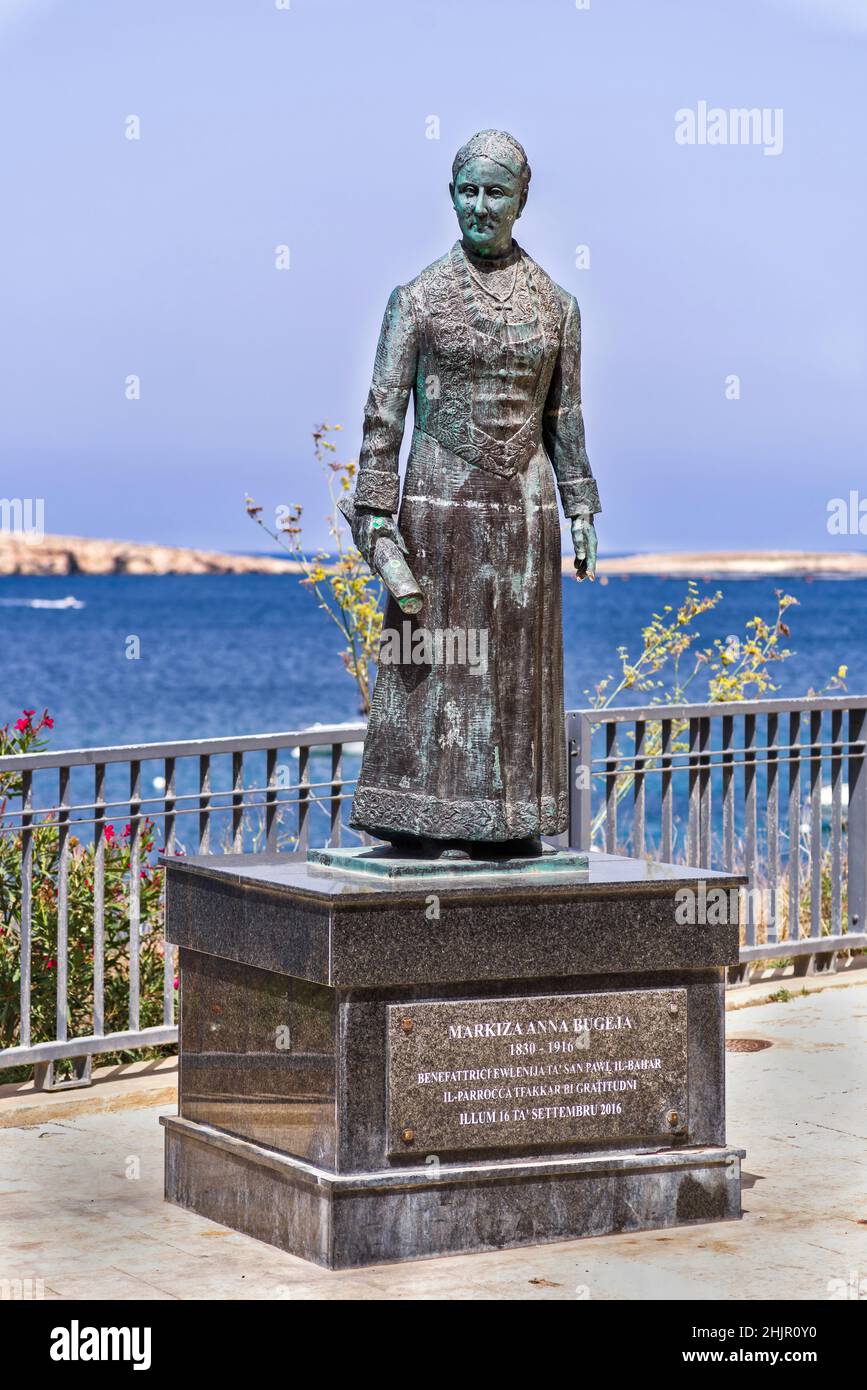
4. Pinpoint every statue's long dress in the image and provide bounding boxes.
[349,241,601,843]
